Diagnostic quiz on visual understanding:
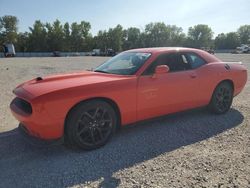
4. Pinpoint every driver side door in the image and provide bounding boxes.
[136,52,200,121]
